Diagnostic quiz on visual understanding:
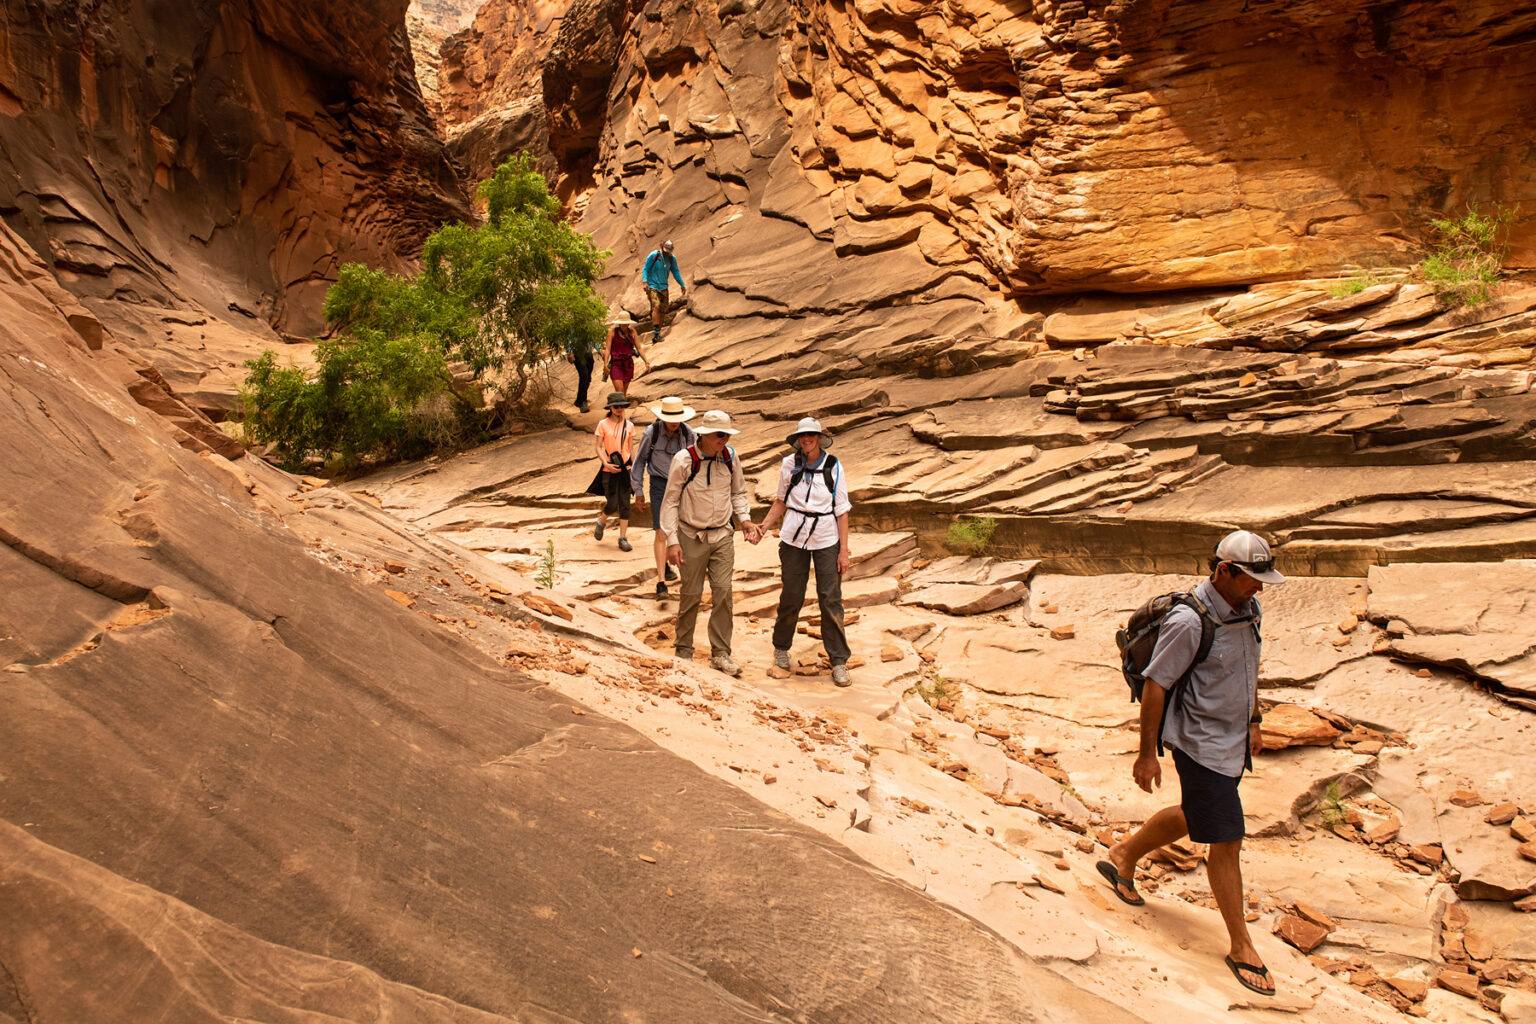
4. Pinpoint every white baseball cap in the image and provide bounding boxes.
[1214,530,1285,584]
